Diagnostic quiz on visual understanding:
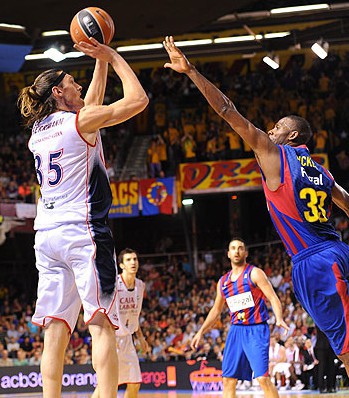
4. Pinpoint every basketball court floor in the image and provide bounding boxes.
[1,390,348,398]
